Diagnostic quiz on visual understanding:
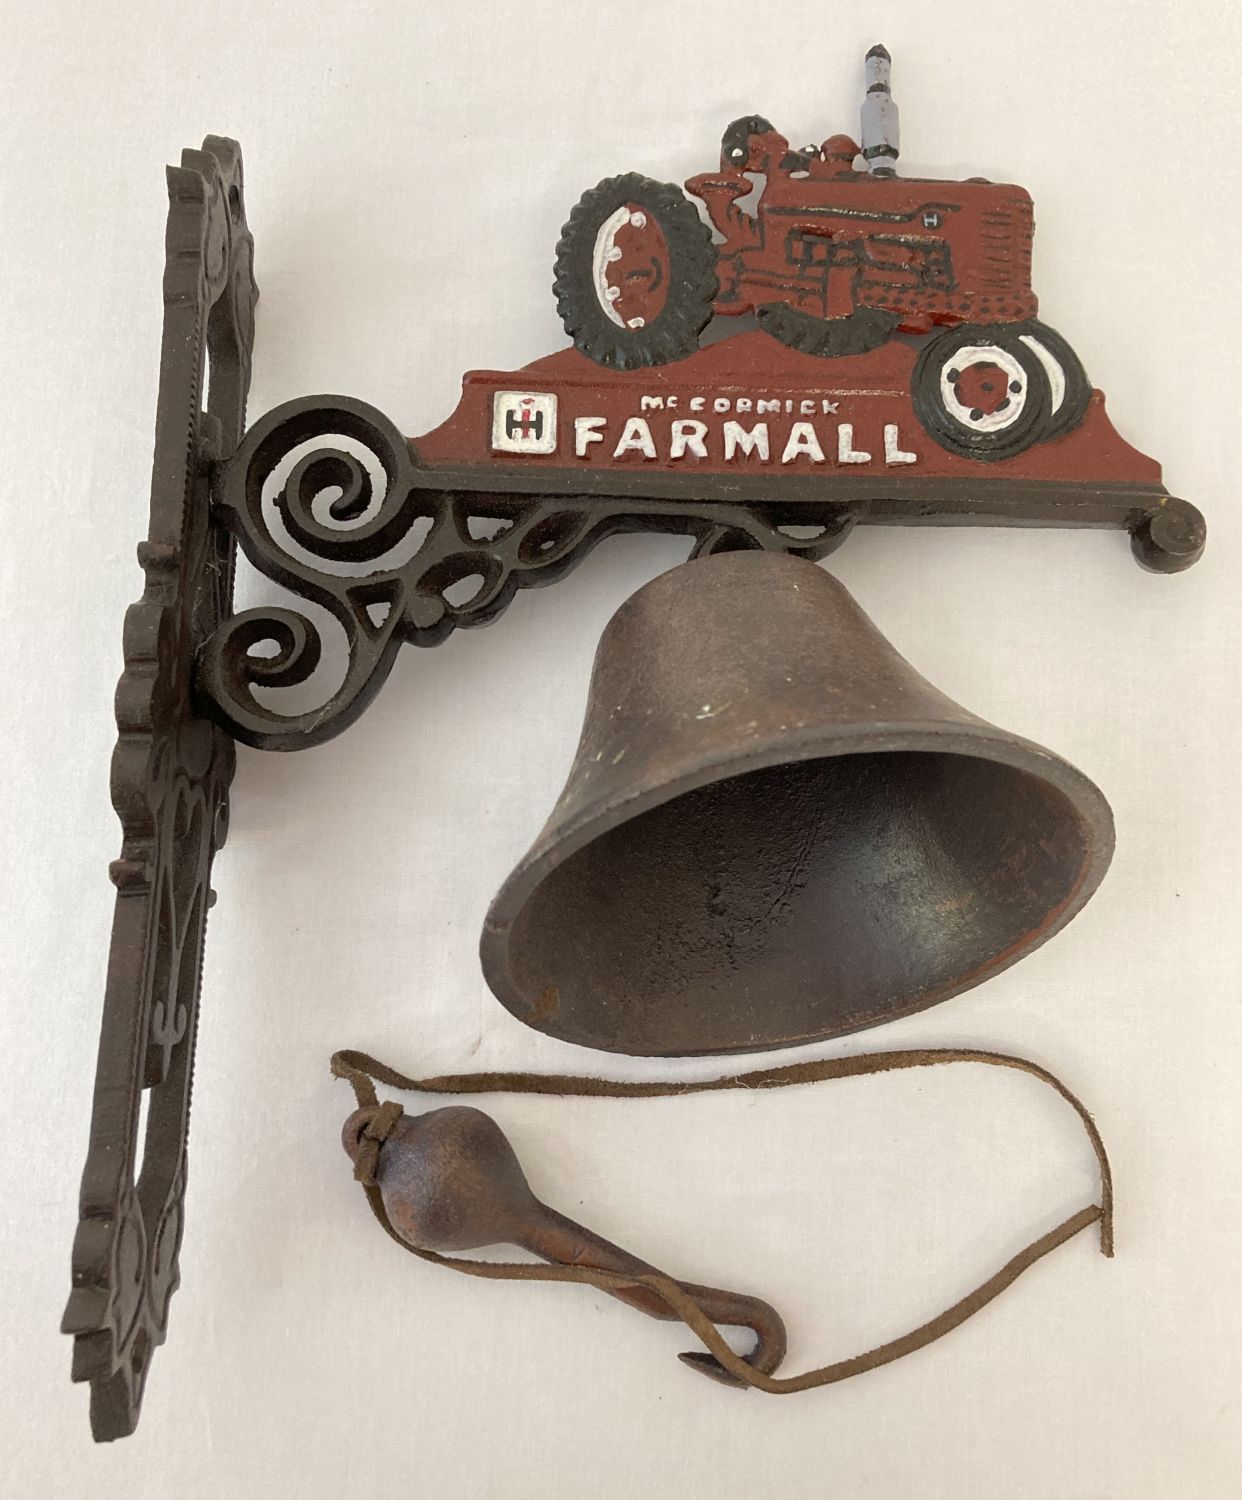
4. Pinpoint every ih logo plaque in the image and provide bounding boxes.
[492,391,558,454]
